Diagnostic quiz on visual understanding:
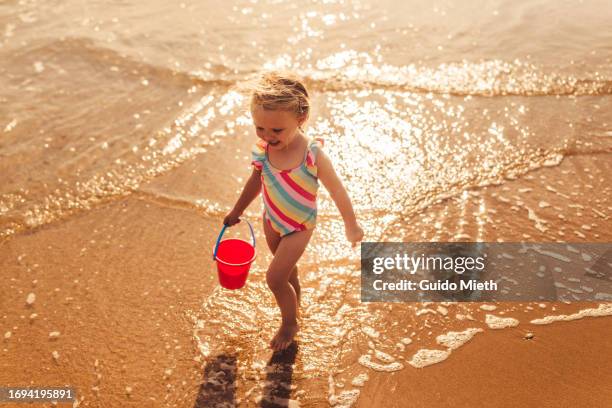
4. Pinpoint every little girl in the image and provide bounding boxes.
[223,71,364,351]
